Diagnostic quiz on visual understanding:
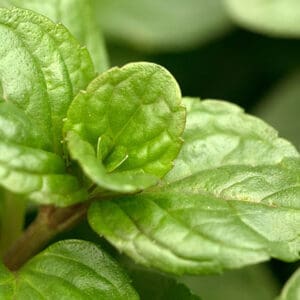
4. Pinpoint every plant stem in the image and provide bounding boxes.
[0,190,26,256]
[3,202,89,271]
